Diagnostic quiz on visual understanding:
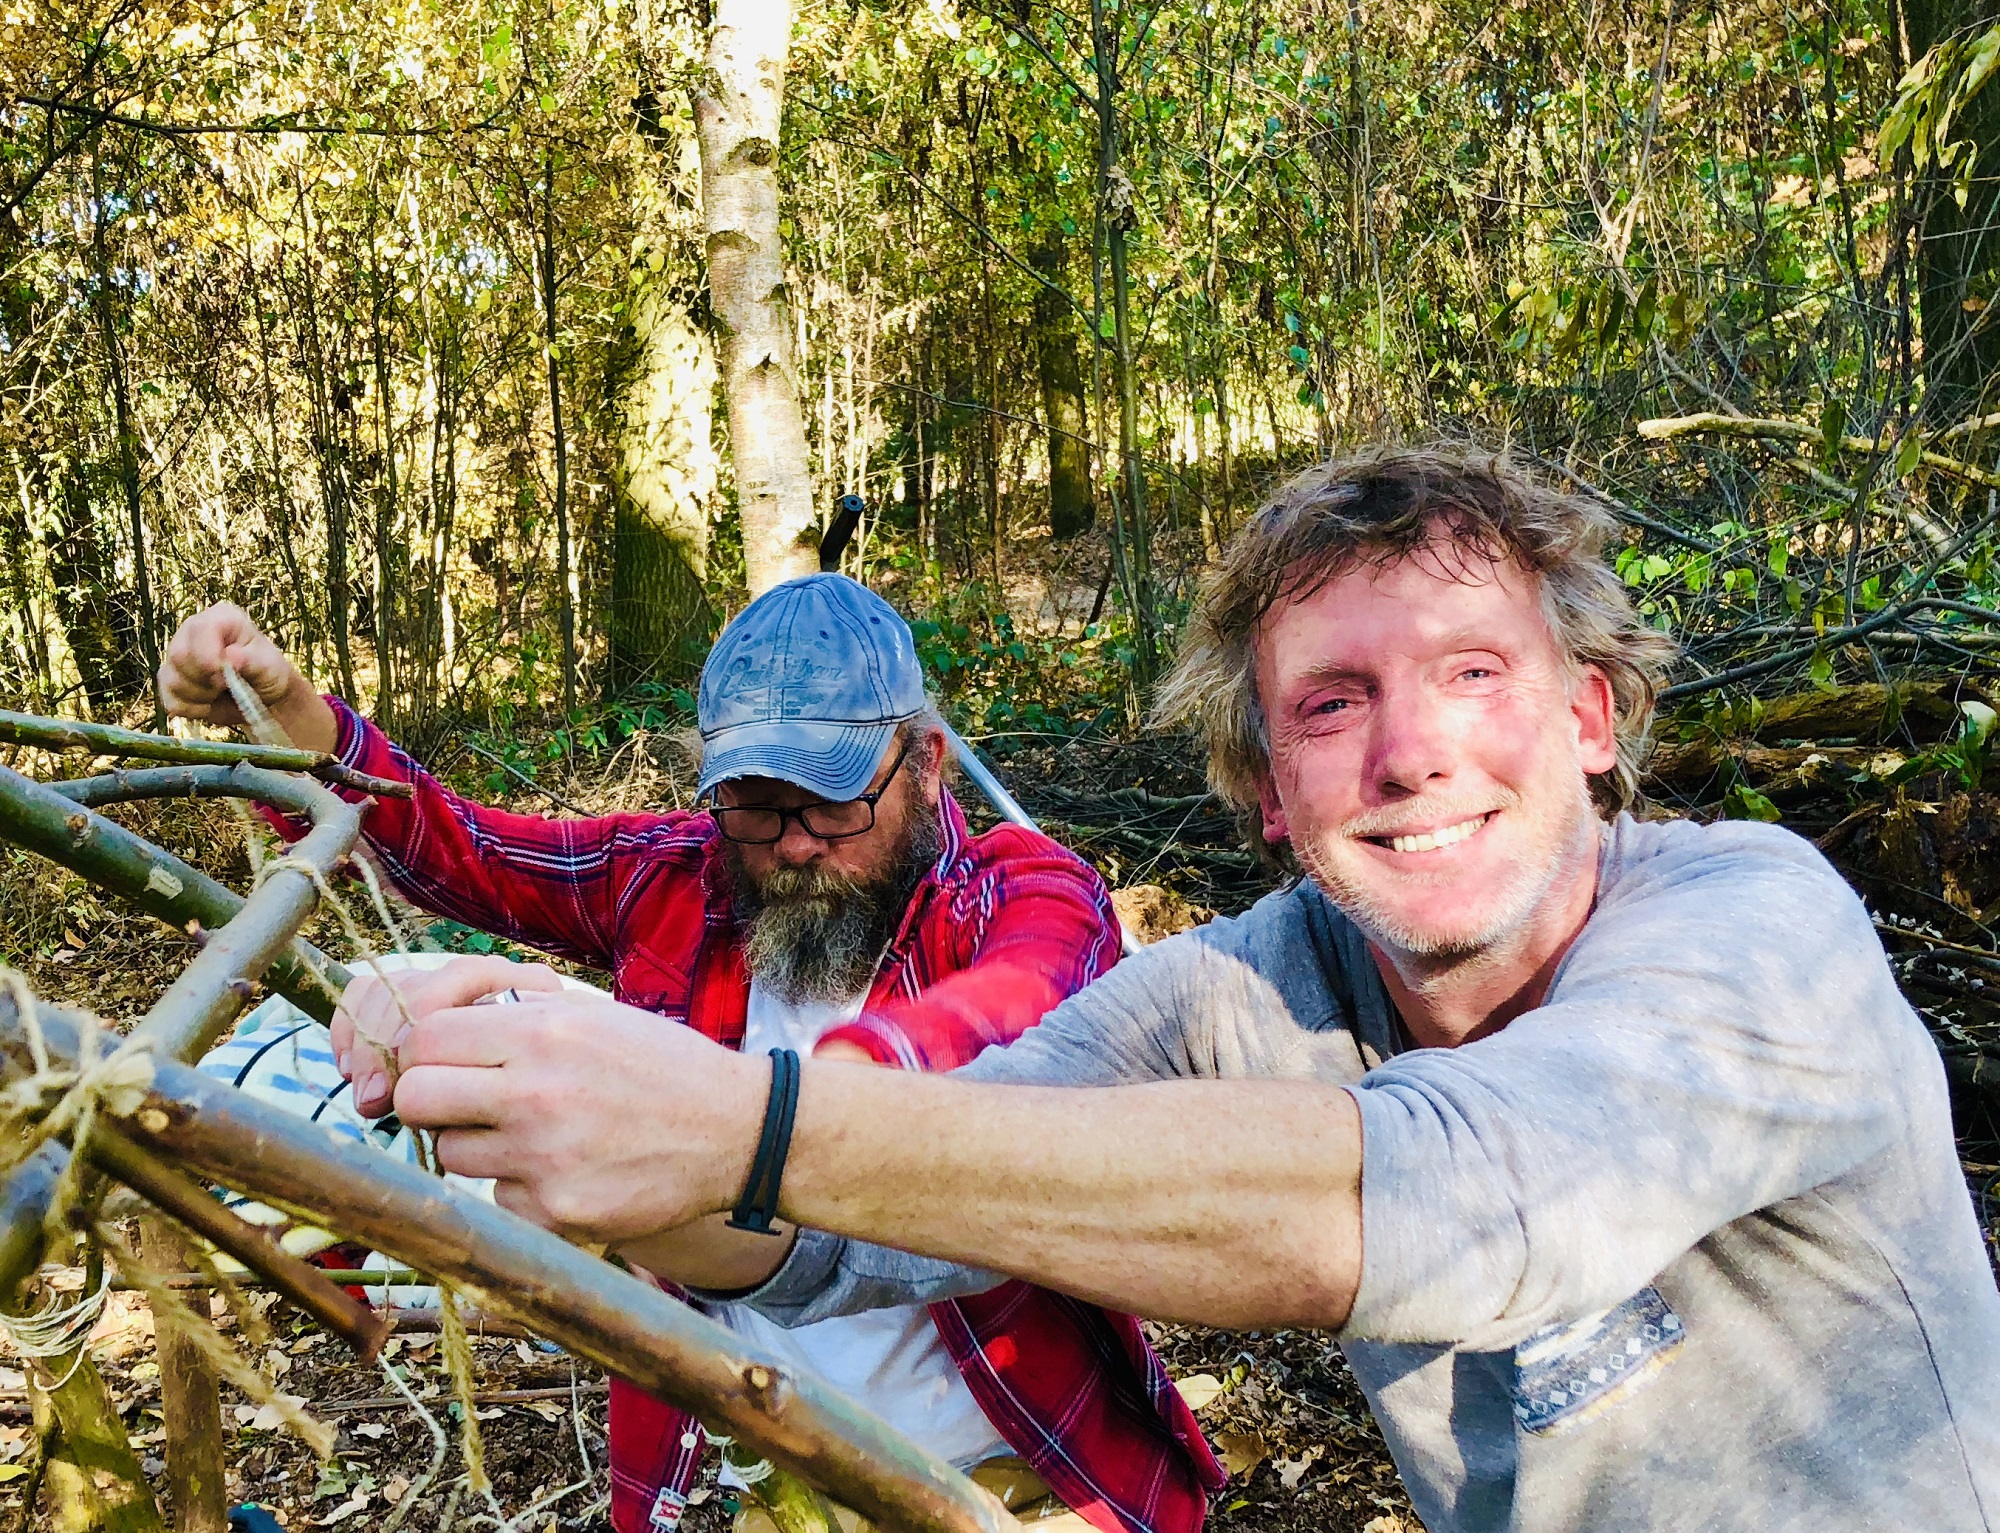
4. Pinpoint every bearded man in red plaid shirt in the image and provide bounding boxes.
[159,575,1222,1533]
